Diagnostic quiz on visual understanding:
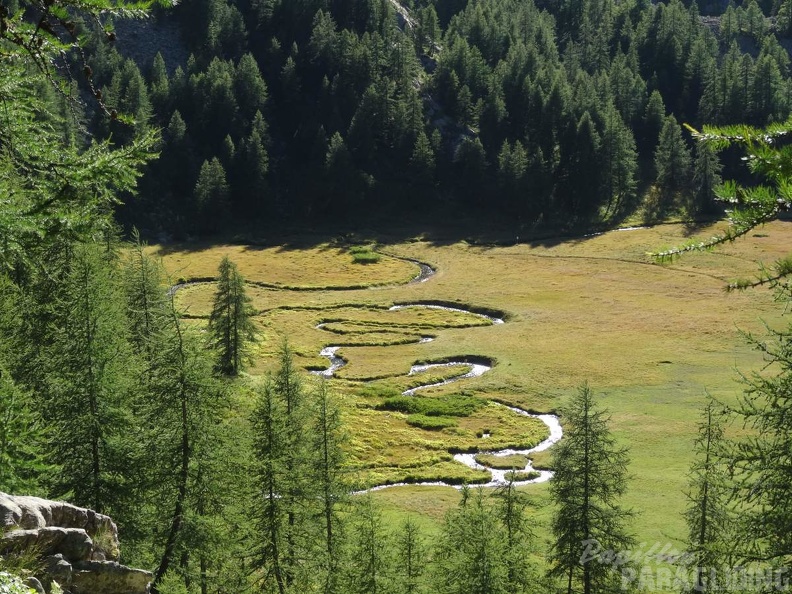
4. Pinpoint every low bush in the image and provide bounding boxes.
[505,470,541,481]
[377,394,484,417]
[349,245,381,264]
